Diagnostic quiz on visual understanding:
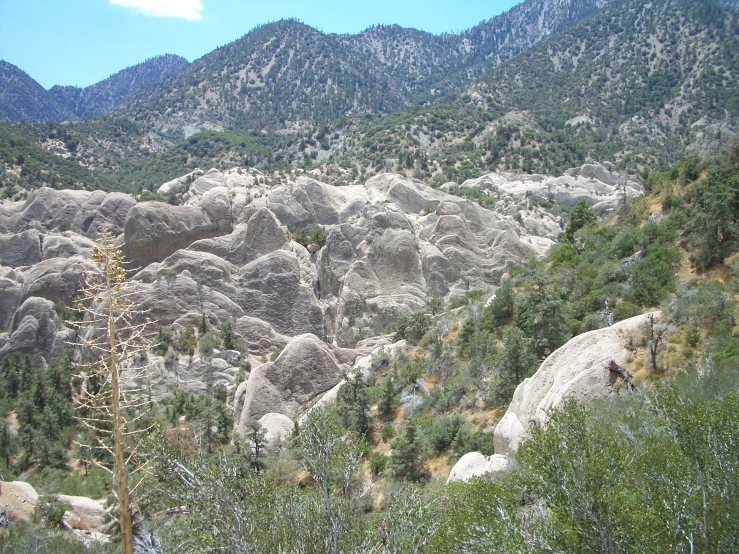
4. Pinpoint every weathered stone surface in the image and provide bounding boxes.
[123,201,233,267]
[56,494,108,533]
[0,481,38,522]
[258,413,294,446]
[447,453,509,483]
[493,312,658,457]
[0,276,21,332]
[0,230,41,268]
[20,256,96,306]
[236,250,324,337]
[455,161,643,211]
[0,296,70,366]
[235,334,355,431]
[234,315,290,354]
[0,188,134,234]
[131,272,244,330]
[41,233,95,260]
[190,208,290,266]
